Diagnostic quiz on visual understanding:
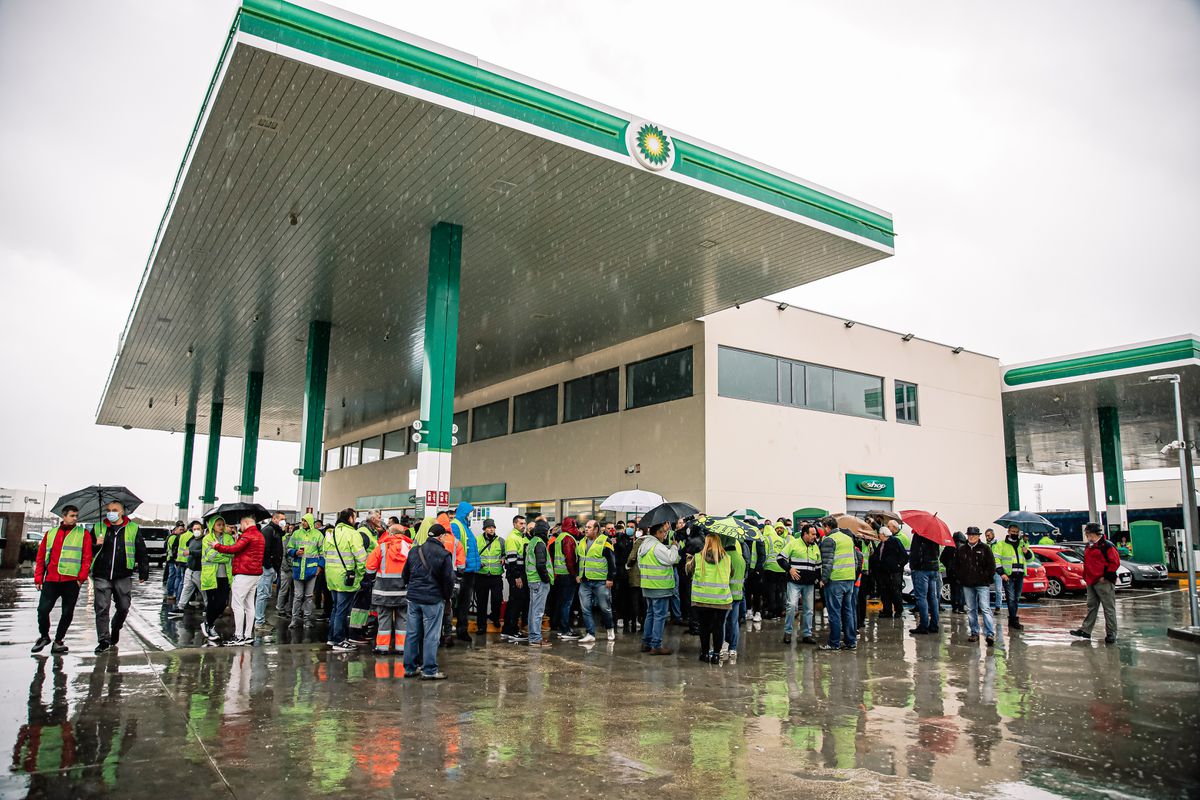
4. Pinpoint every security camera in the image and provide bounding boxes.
[1161,440,1183,455]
